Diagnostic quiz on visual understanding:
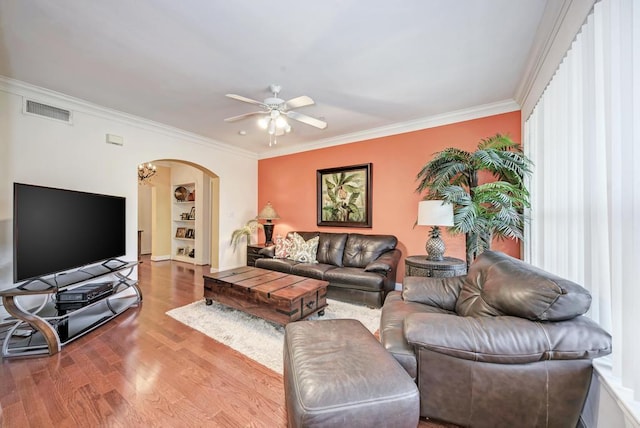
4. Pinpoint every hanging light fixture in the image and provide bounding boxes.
[258,110,292,146]
[225,84,327,148]
[138,162,157,185]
